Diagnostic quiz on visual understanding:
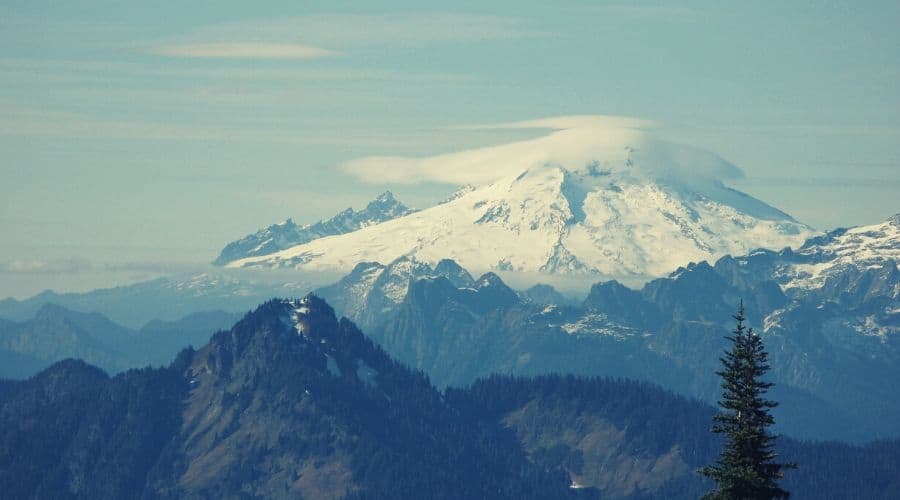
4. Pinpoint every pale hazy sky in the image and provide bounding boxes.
[1,1,898,298]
